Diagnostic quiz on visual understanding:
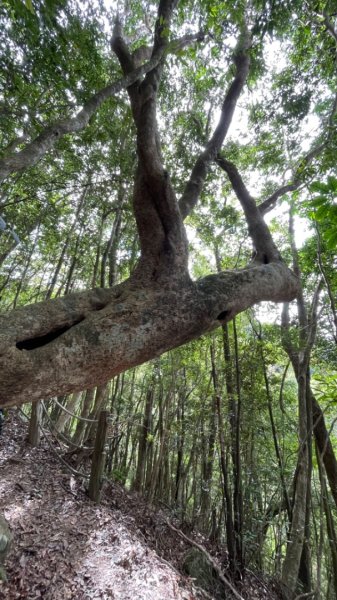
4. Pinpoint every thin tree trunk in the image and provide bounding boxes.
[12,225,40,308]
[215,388,236,572]
[316,442,337,599]
[199,344,218,532]
[224,318,244,568]
[91,215,105,288]
[281,210,317,597]
[72,387,95,446]
[232,318,243,565]
[175,378,186,506]
[28,401,42,446]
[133,384,154,493]
[282,358,310,596]
[258,333,292,520]
[84,382,109,442]
[55,391,82,435]
[101,195,123,288]
[45,188,87,299]
[63,229,83,295]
